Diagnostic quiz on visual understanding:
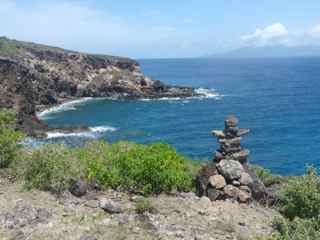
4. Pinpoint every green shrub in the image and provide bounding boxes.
[0,109,24,168]
[76,141,193,194]
[20,144,75,193]
[261,217,320,240]
[135,198,154,214]
[0,37,18,55]
[16,140,193,195]
[279,167,320,220]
